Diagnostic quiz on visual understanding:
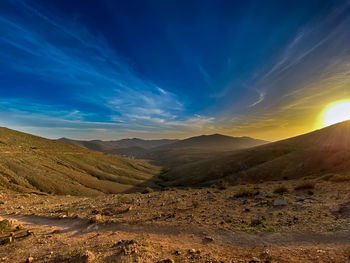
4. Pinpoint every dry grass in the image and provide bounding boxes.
[329,174,350,183]
[234,186,255,198]
[0,127,160,196]
[142,187,154,194]
[294,180,315,190]
[273,185,289,194]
